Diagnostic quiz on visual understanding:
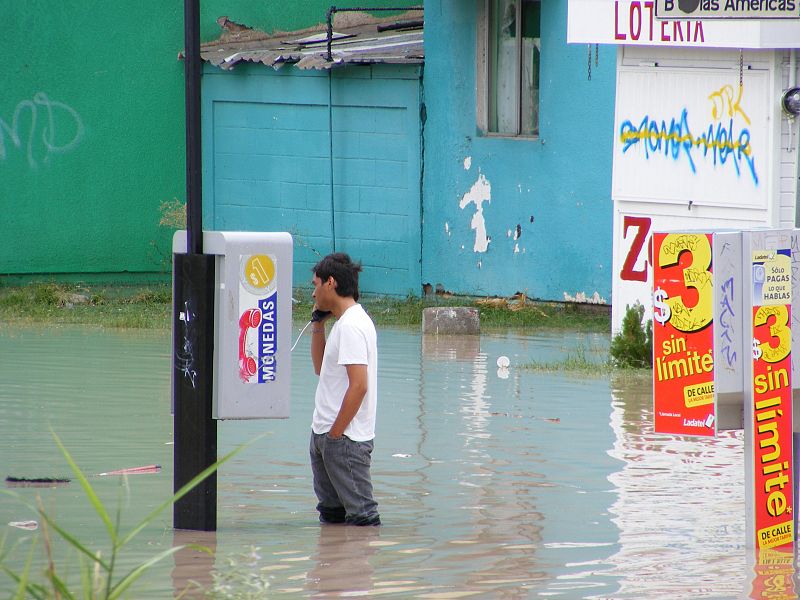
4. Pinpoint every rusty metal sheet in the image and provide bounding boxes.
[200,13,424,71]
